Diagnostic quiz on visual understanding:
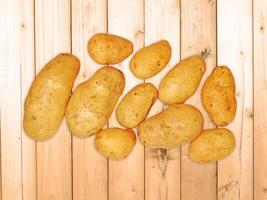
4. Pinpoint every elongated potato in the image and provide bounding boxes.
[116,83,158,128]
[130,40,171,79]
[95,128,136,160]
[87,33,133,64]
[23,53,80,140]
[159,55,206,105]
[66,66,125,137]
[201,66,236,126]
[189,128,236,163]
[137,104,203,149]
